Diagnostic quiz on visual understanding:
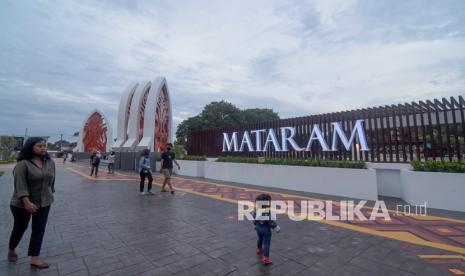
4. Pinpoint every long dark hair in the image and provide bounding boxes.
[17,137,50,161]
